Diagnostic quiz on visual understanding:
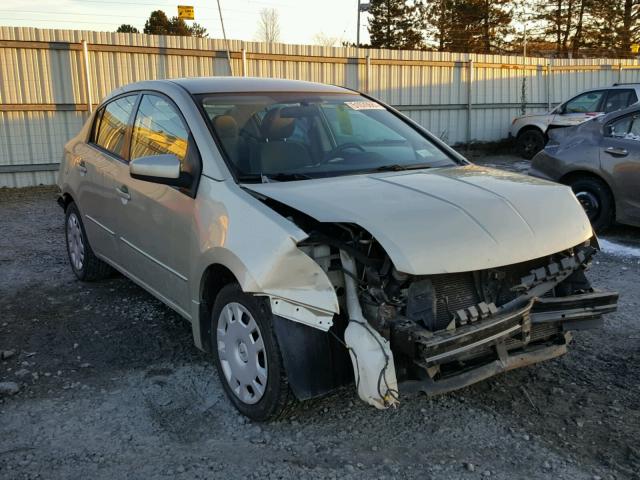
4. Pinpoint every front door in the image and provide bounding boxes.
[551,90,606,128]
[115,94,197,317]
[600,113,640,225]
